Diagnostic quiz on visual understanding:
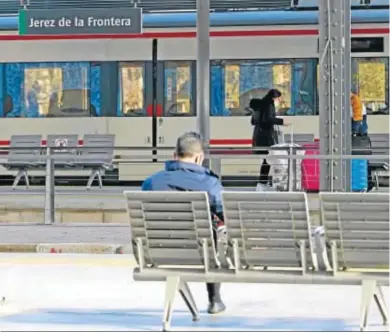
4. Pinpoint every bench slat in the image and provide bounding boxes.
[322,203,389,213]
[333,240,389,250]
[127,202,208,211]
[323,221,389,232]
[147,239,199,248]
[131,220,206,230]
[227,229,309,240]
[132,228,210,239]
[147,249,216,266]
[224,220,308,230]
[335,250,389,269]
[225,210,308,221]
[326,230,389,241]
[323,211,389,222]
[234,238,300,248]
[223,202,307,211]
[130,211,209,221]
[238,249,303,267]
